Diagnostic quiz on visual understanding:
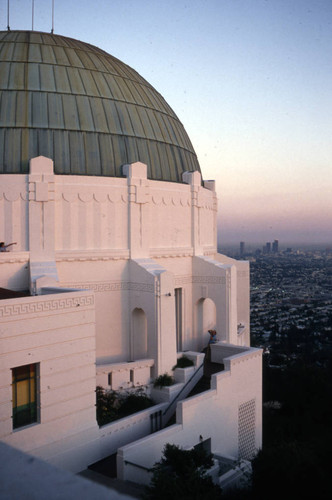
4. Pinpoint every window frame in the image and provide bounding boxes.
[11,363,40,430]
